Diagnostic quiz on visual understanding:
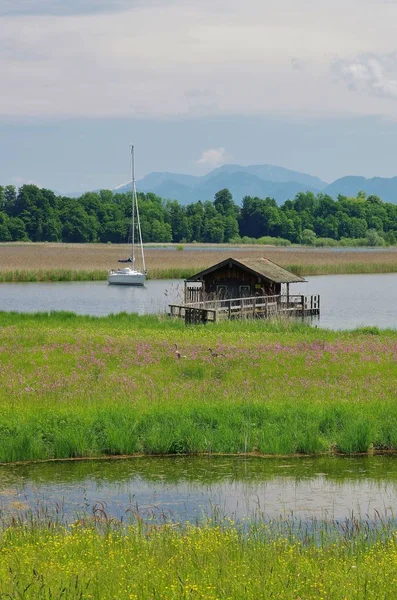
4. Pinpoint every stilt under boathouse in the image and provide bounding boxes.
[169,257,320,324]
